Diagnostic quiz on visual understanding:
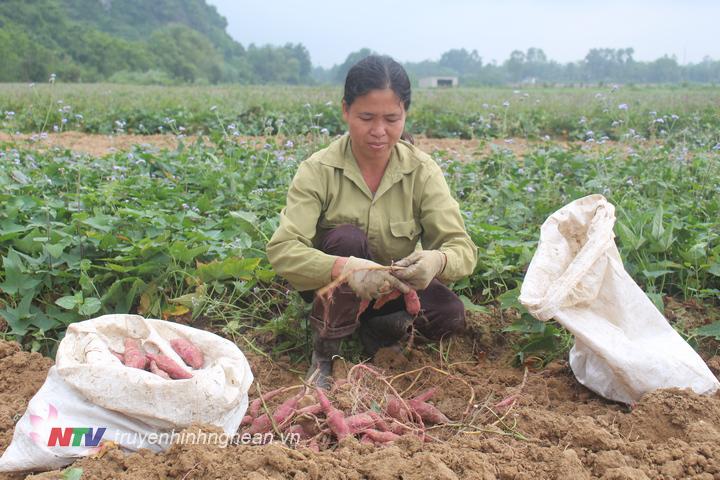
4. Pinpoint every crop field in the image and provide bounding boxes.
[1,84,720,478]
